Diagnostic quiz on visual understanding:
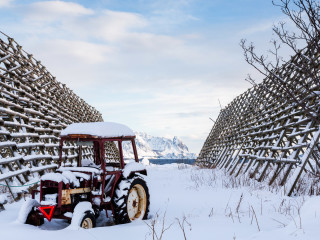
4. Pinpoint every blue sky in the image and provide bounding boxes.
[0,0,287,153]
